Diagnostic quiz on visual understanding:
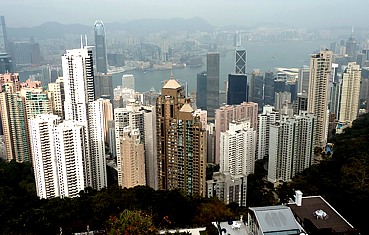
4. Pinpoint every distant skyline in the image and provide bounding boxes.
[2,0,369,28]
